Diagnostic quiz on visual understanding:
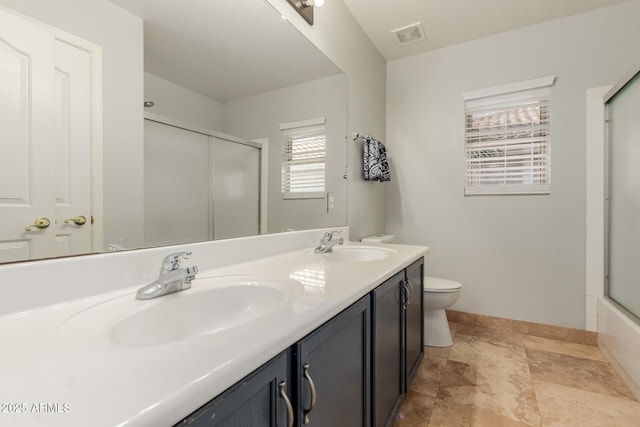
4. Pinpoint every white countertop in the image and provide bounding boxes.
[0,242,428,427]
